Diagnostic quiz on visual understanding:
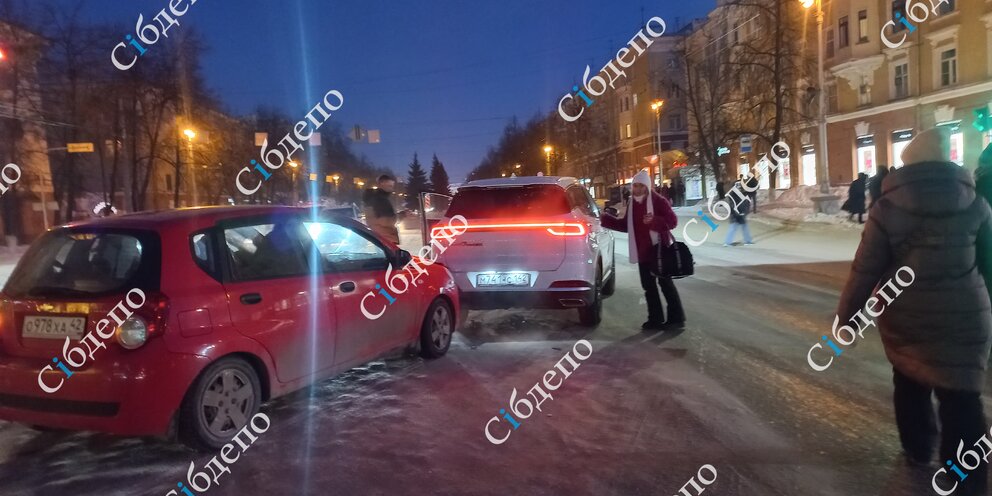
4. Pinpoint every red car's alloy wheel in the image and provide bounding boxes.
[199,368,255,438]
[420,298,454,358]
[180,357,262,450]
[431,304,452,351]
